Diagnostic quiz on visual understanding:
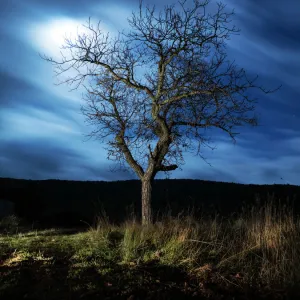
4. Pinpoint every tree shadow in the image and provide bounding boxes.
[0,254,210,300]
[1,251,296,300]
